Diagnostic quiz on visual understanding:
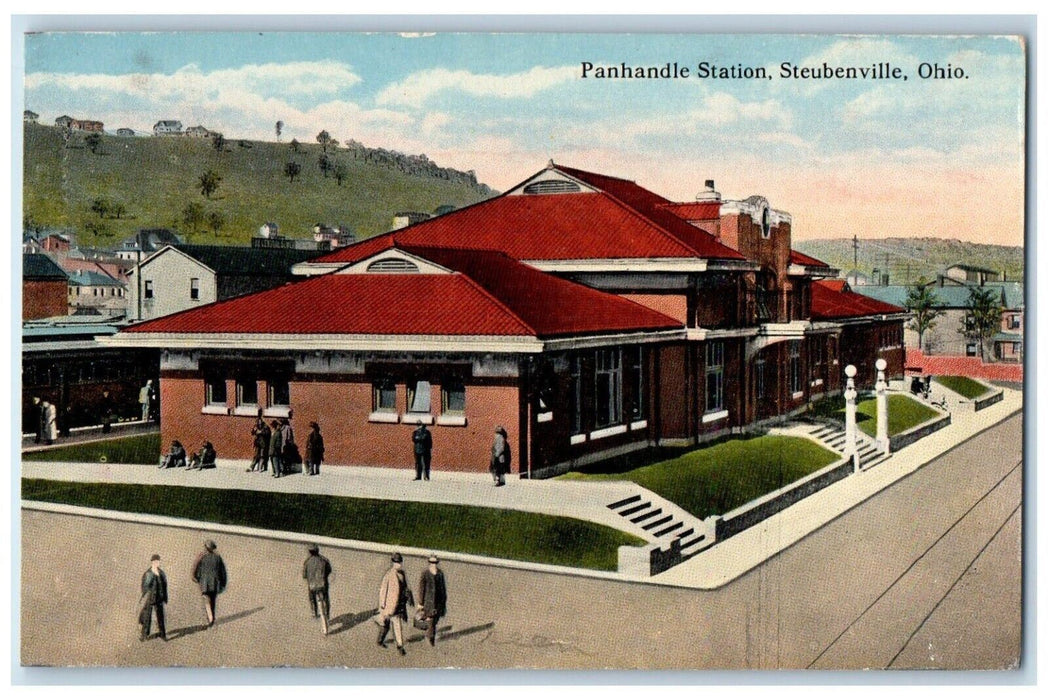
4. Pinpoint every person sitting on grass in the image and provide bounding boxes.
[159,440,187,469]
[187,441,217,470]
